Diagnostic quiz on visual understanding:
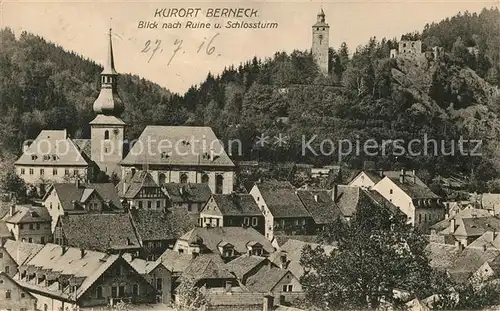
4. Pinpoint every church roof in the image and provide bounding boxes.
[120,126,235,167]
[102,29,117,75]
